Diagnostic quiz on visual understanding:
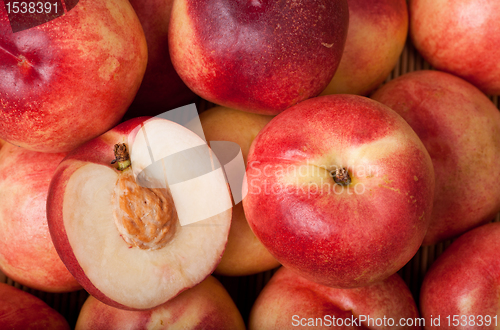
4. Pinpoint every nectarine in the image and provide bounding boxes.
[47,117,233,310]
[243,95,435,288]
